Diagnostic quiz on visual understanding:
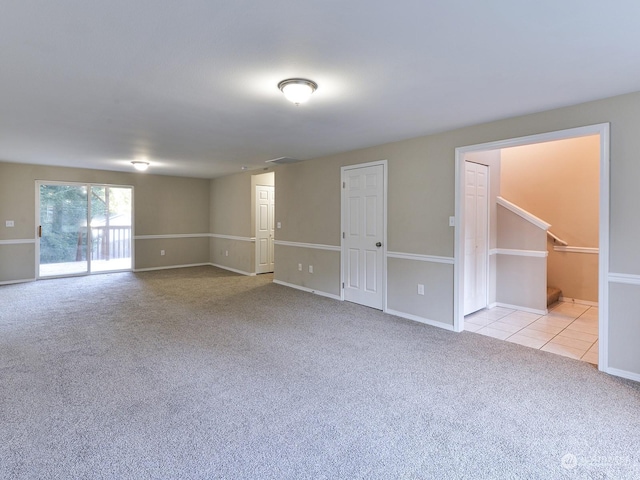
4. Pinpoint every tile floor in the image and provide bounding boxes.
[465,302,598,364]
